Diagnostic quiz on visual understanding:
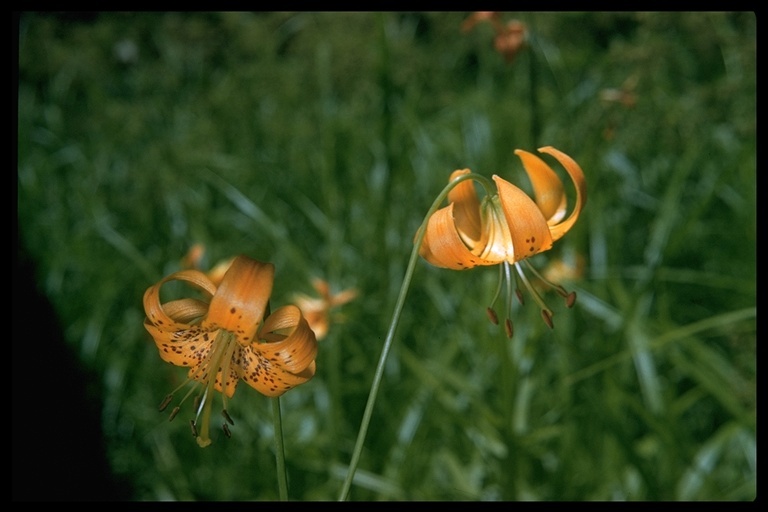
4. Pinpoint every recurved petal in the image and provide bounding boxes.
[235,305,317,397]
[144,321,215,369]
[419,203,487,270]
[537,146,587,242]
[154,298,209,327]
[143,298,210,347]
[143,270,217,331]
[203,255,274,347]
[446,169,482,245]
[240,340,317,397]
[494,175,553,262]
[514,149,567,224]
[258,305,318,374]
